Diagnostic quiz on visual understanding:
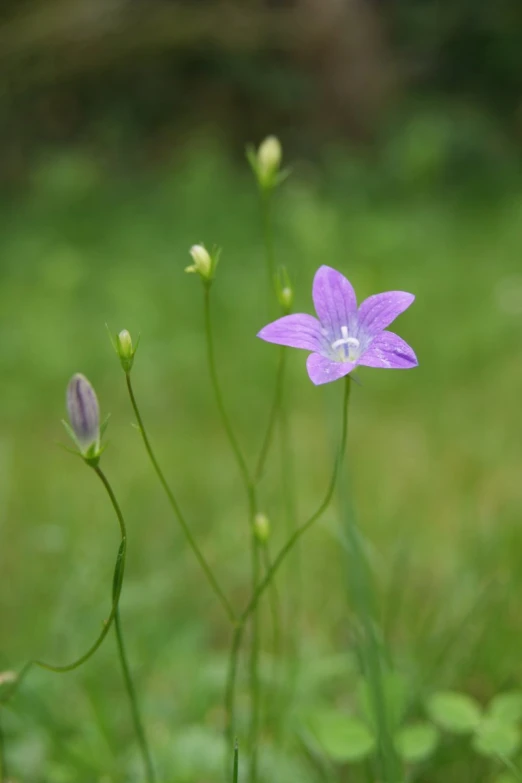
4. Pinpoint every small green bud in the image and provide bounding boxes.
[253,513,271,543]
[115,328,138,372]
[186,244,212,280]
[246,135,288,192]
[258,136,282,184]
[0,670,17,703]
[275,266,293,314]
